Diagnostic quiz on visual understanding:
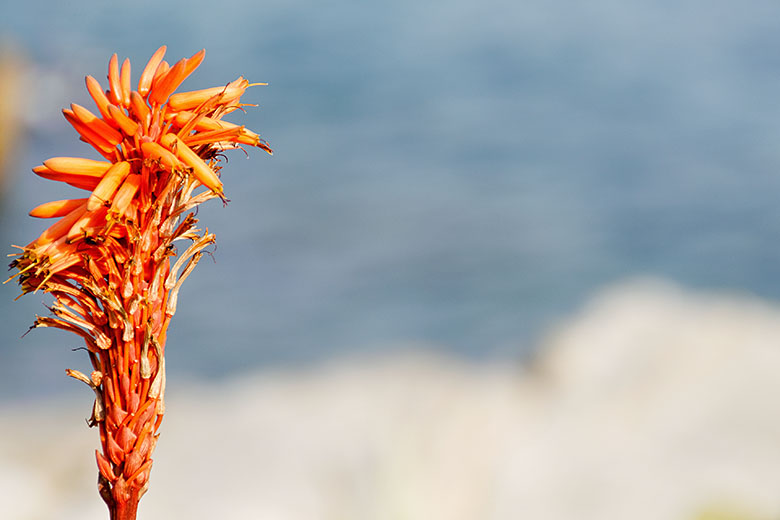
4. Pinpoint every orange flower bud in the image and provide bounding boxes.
[167,84,245,112]
[110,172,142,218]
[138,45,167,97]
[141,141,181,171]
[107,53,122,106]
[129,91,151,125]
[107,105,139,136]
[87,161,131,211]
[119,57,132,107]
[29,198,89,218]
[43,156,113,176]
[160,133,223,194]
[70,103,123,145]
[34,201,88,246]
[84,75,113,121]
